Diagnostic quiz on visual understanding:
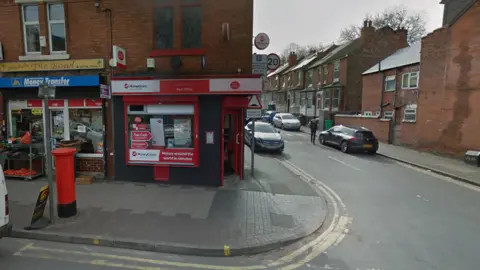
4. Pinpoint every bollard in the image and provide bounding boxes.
[51,148,77,218]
